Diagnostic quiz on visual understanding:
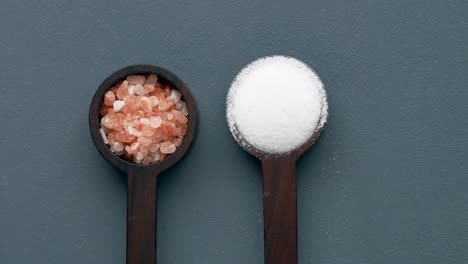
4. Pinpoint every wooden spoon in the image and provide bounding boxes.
[228,106,327,264]
[89,65,198,264]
